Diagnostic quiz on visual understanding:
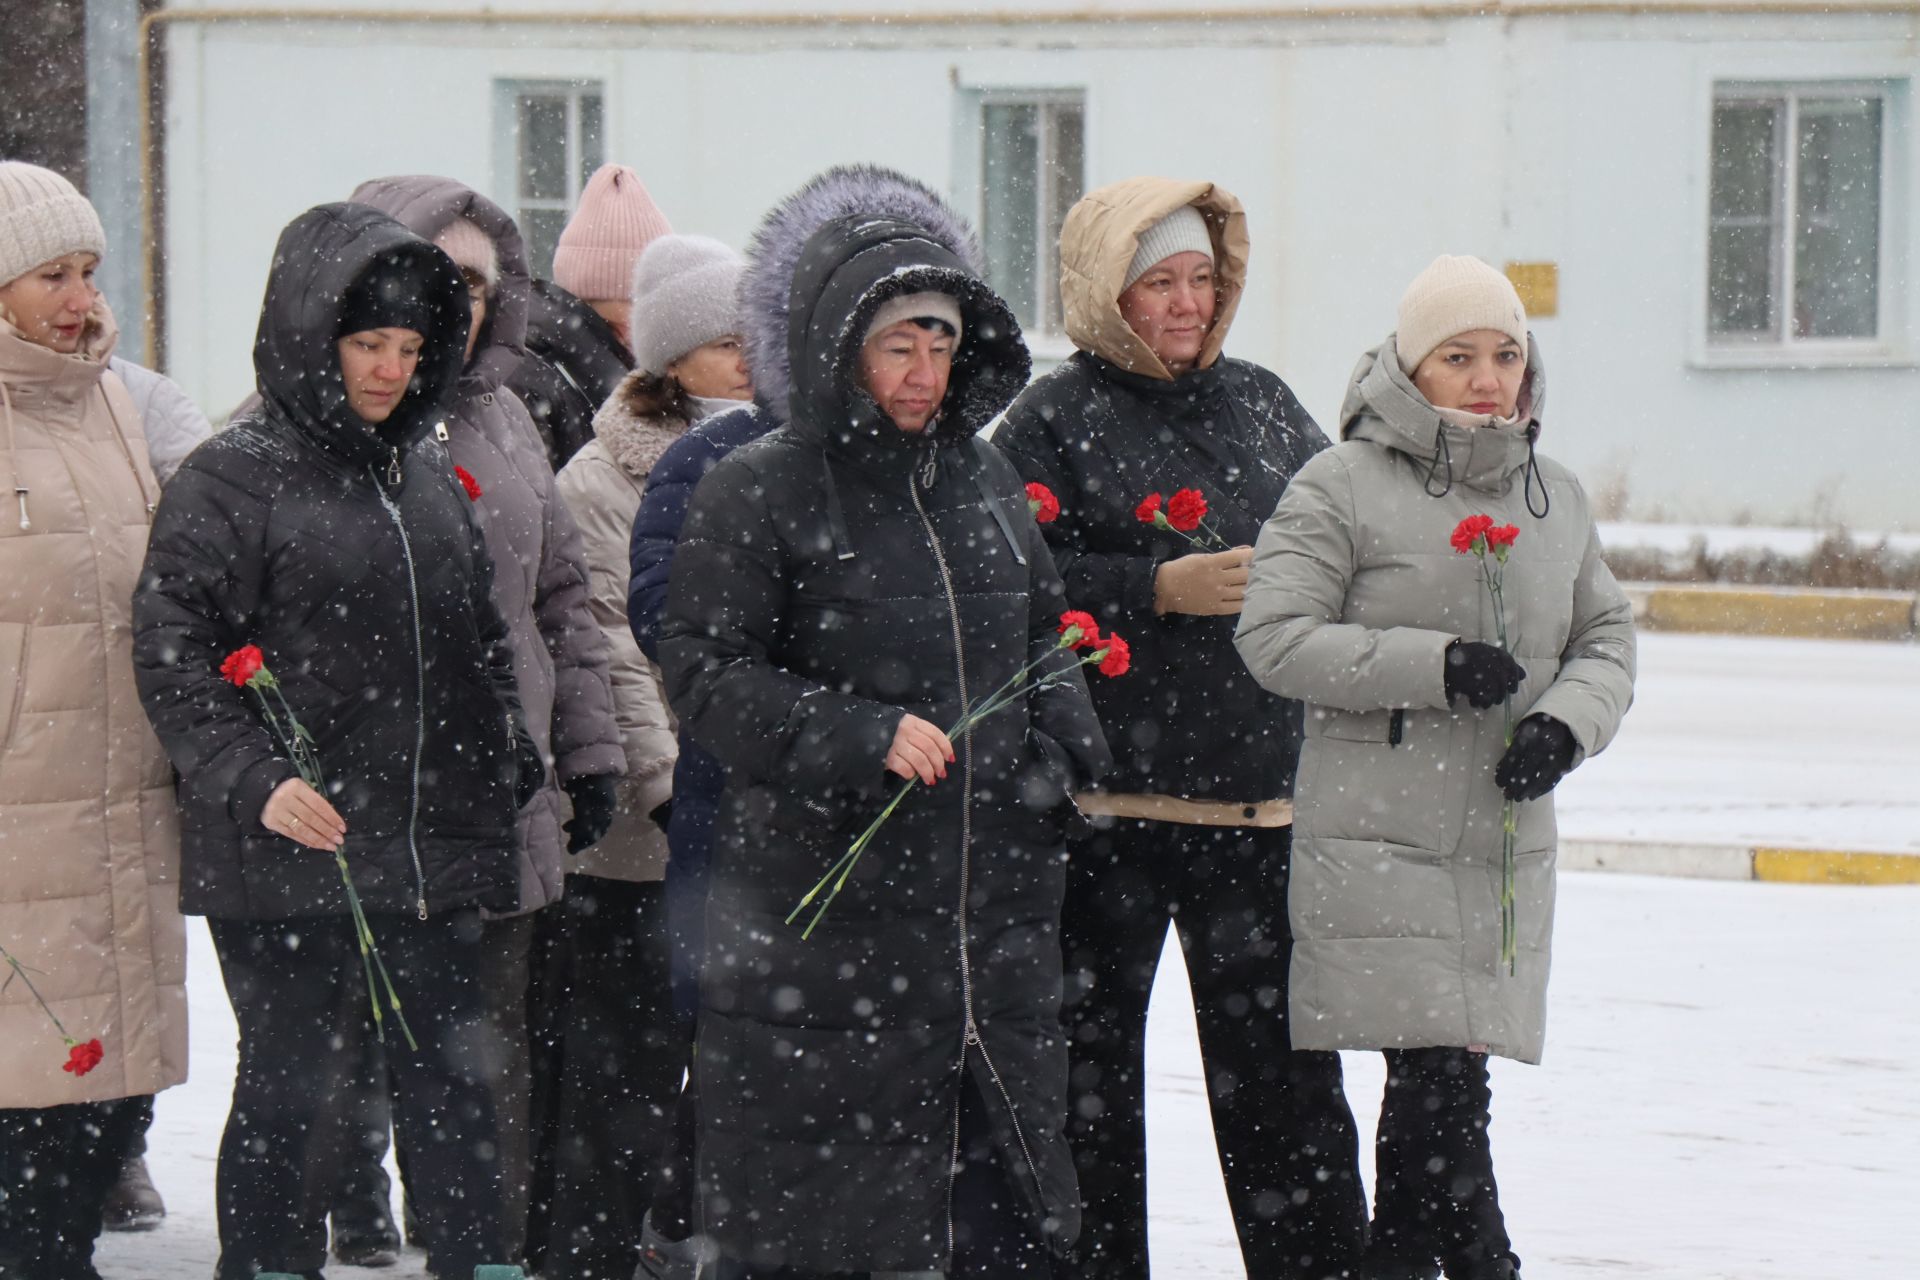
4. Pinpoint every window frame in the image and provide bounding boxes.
[492,77,607,277]
[1697,76,1909,368]
[956,86,1088,358]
